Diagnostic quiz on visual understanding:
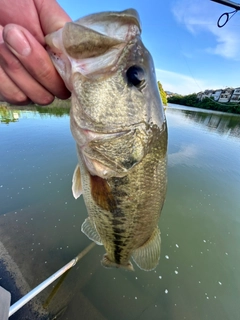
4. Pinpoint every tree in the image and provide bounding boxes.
[158,81,168,106]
